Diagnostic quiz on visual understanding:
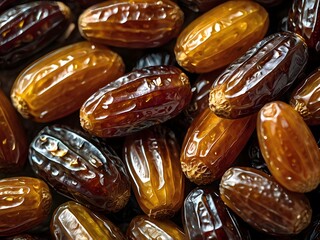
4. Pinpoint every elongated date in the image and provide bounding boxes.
[11,41,125,122]
[29,125,131,212]
[209,32,308,119]
[80,65,192,138]
[0,177,52,236]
